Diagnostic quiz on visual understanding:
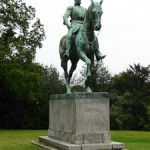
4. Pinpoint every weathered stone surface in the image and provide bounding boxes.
[49,99,75,132]
[32,92,124,150]
[112,141,124,149]
[103,133,111,143]
[81,143,112,150]
[75,98,110,134]
[39,136,81,150]
[48,129,83,144]
[31,141,59,150]
[83,133,111,144]
[48,92,110,144]
[37,136,124,150]
[83,133,103,144]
